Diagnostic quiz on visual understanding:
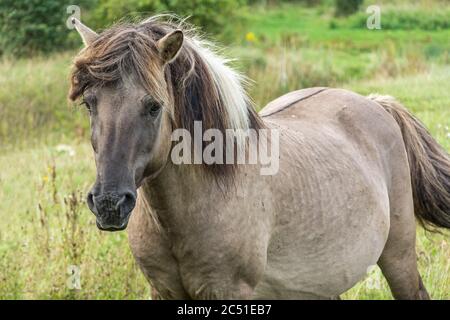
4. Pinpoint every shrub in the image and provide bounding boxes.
[89,0,161,28]
[90,0,246,34]
[334,0,363,16]
[247,0,322,5]
[0,0,244,57]
[345,8,450,31]
[0,0,93,56]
